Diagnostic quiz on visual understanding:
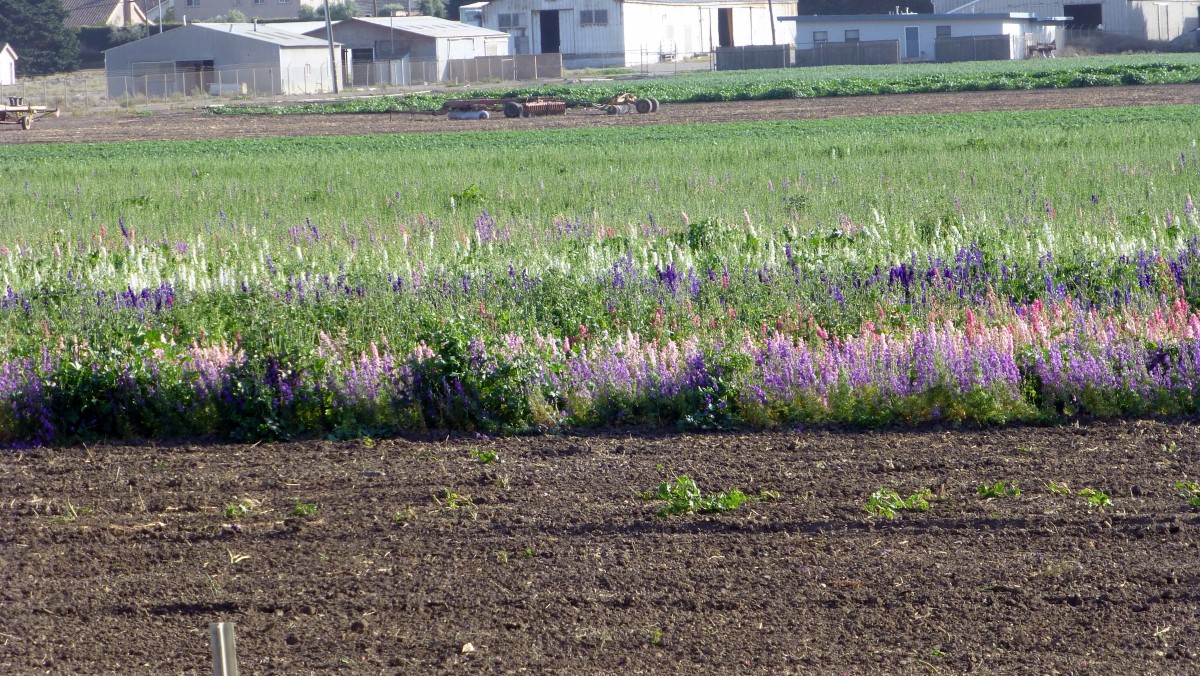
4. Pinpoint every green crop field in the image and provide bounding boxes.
[211,55,1200,115]
[0,103,1198,442]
